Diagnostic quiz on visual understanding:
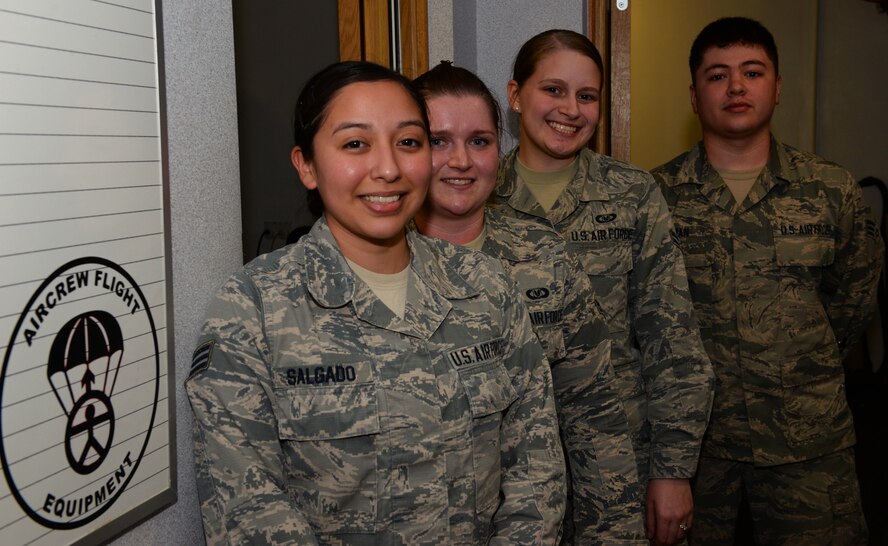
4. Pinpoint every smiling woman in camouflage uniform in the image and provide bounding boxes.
[185,61,566,545]
[493,30,715,546]
[412,61,645,546]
